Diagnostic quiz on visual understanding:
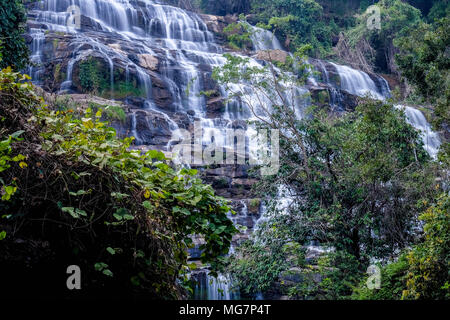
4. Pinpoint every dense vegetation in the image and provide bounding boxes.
[177,0,450,301]
[213,44,448,299]
[195,0,449,69]
[0,0,448,301]
[0,67,236,298]
[395,17,449,133]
